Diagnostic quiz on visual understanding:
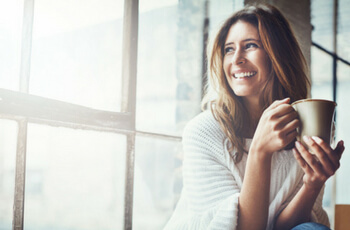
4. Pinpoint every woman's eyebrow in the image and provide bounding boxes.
[224,38,261,47]
[243,38,261,42]
[224,42,234,47]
